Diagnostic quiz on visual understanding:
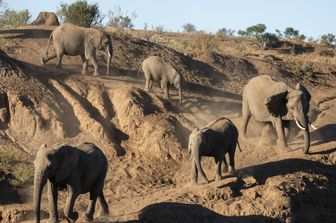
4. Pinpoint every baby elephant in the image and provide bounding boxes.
[34,142,109,223]
[188,117,240,184]
[141,56,182,105]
